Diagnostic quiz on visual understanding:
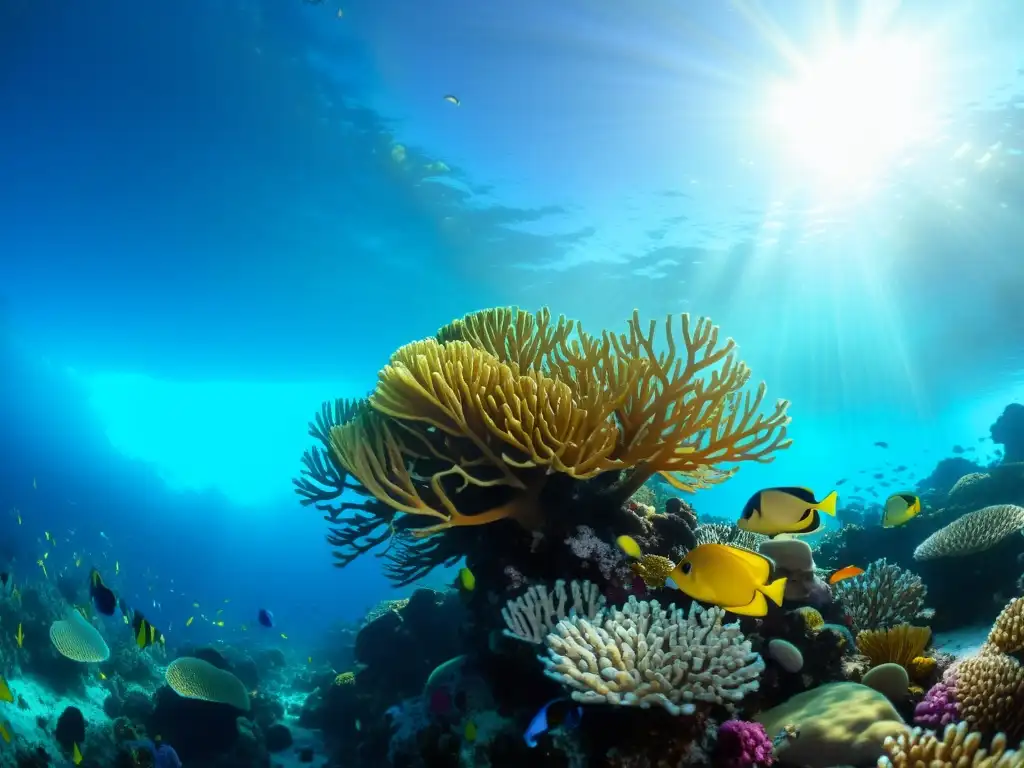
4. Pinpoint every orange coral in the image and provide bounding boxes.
[856,624,931,669]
